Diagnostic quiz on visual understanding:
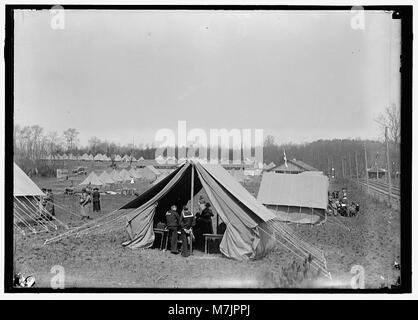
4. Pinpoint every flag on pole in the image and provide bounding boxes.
[283,149,288,167]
